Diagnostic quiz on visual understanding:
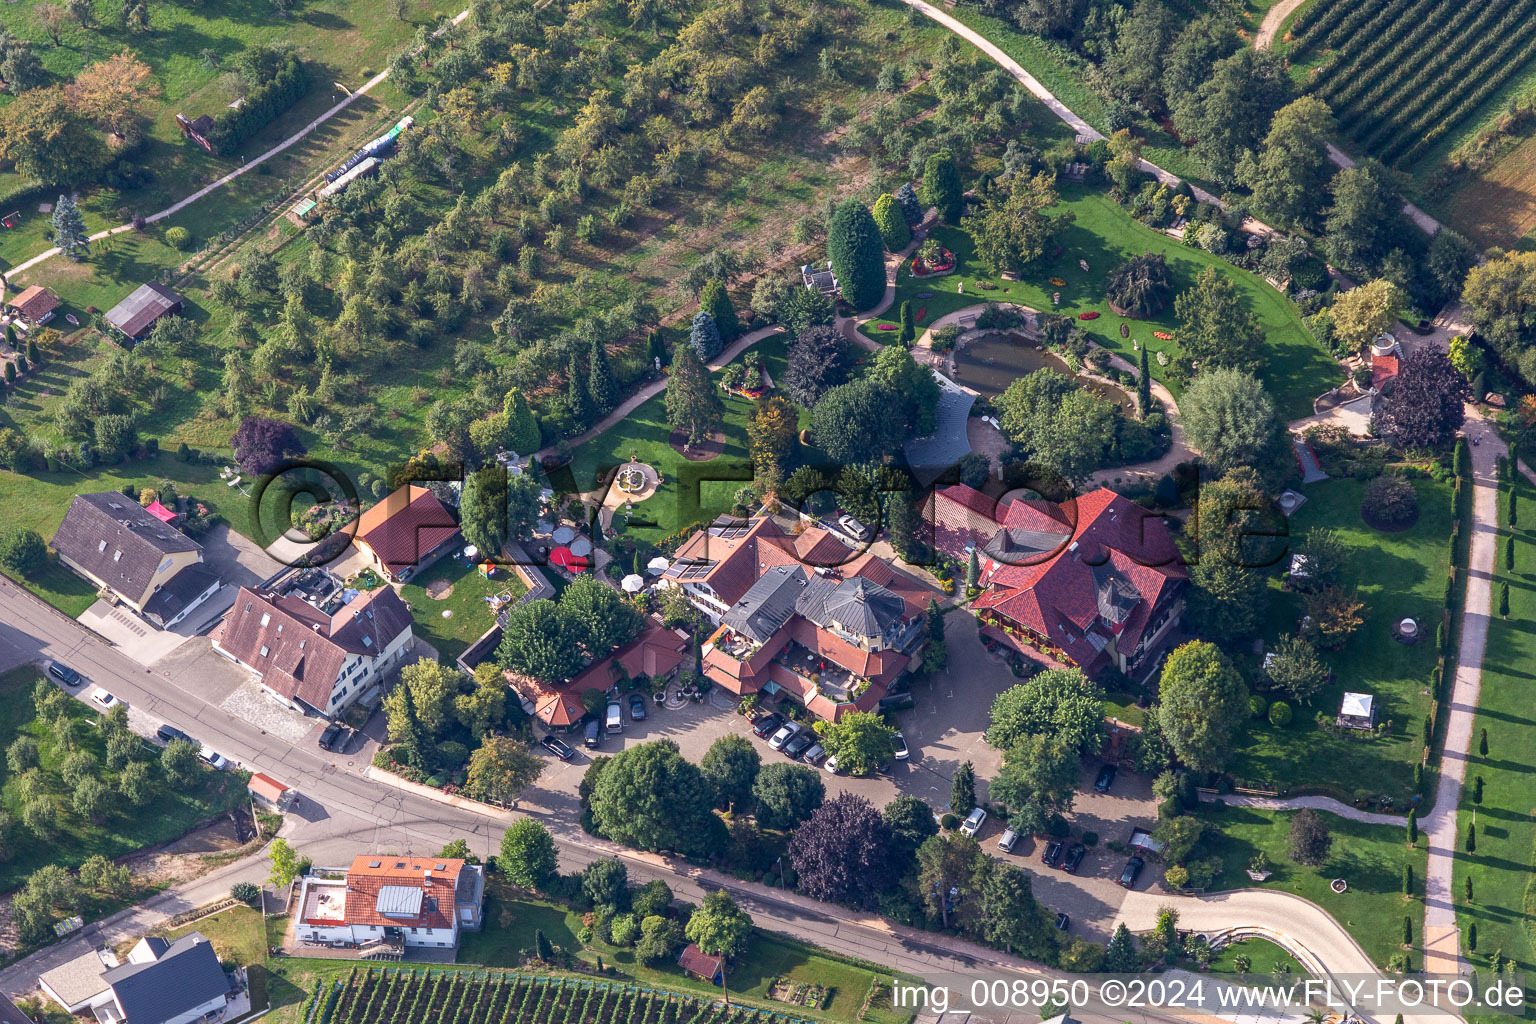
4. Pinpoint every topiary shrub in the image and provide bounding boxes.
[1362,474,1419,530]
[1268,700,1293,727]
[940,812,959,831]
[165,226,192,250]
[1249,694,1269,718]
